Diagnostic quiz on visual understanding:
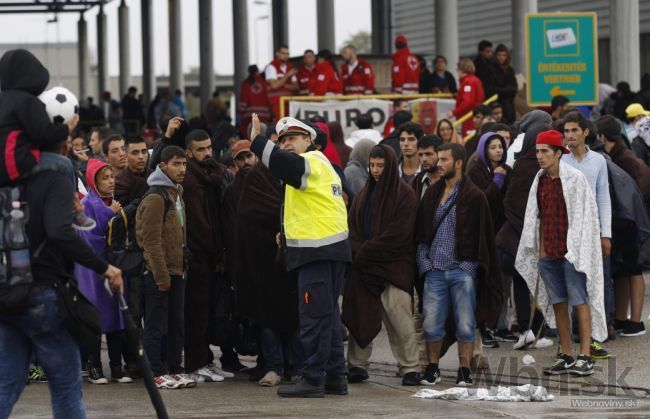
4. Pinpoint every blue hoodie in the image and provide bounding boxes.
[477,131,508,190]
